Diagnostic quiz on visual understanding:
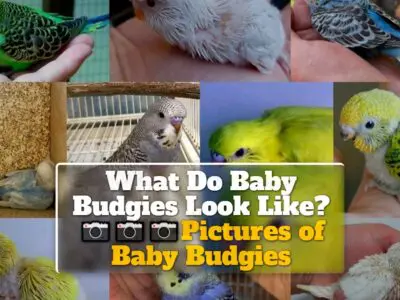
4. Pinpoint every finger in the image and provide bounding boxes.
[369,224,400,252]
[333,289,346,300]
[292,0,312,31]
[110,273,131,300]
[67,34,94,48]
[15,42,93,82]
[124,274,161,300]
